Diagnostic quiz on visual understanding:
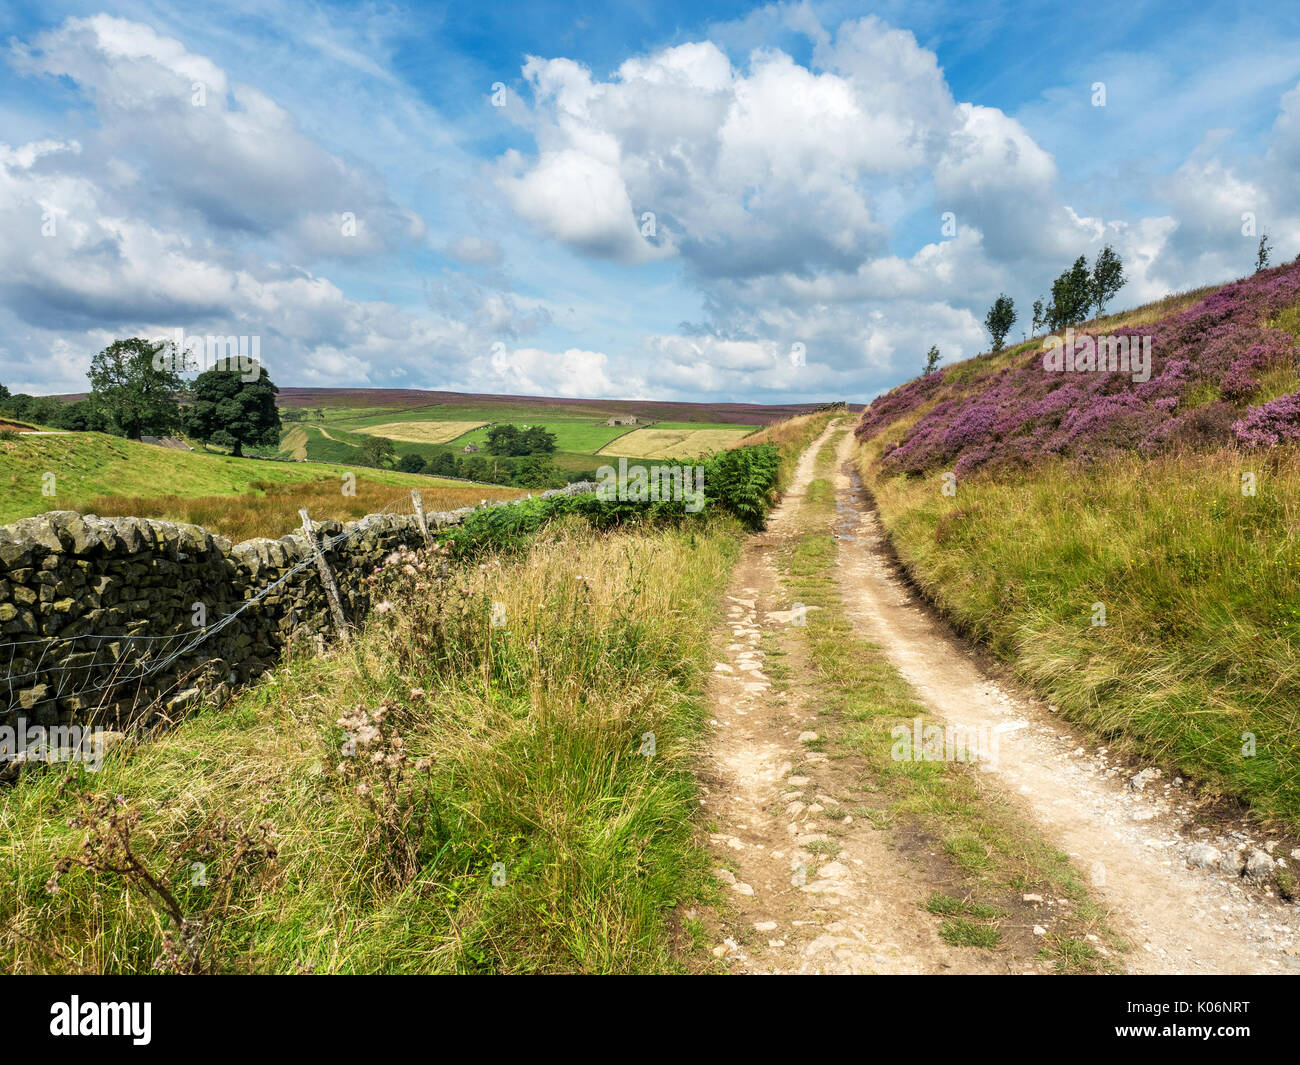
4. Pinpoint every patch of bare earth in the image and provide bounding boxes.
[697,423,1005,974]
